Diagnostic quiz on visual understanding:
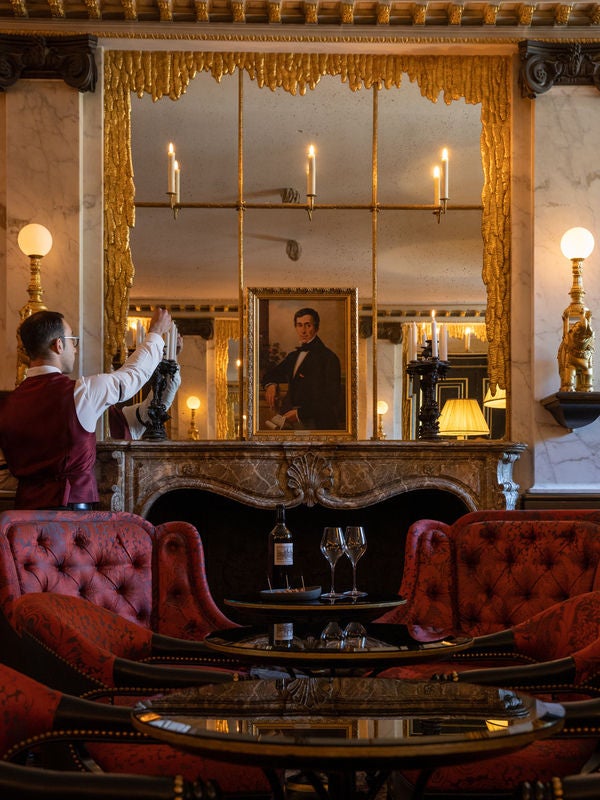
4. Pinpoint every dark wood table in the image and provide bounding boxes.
[224,593,406,625]
[133,676,565,800]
